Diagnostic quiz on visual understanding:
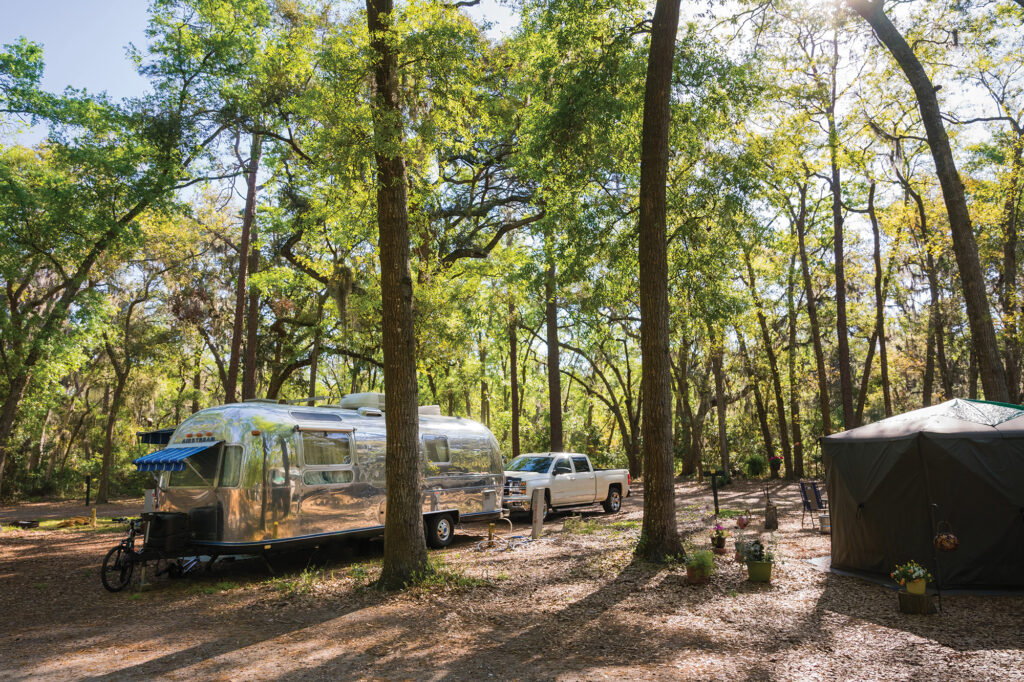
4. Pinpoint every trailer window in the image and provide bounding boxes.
[302,431,352,466]
[423,435,450,463]
[219,445,243,487]
[303,469,354,485]
[168,446,220,488]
